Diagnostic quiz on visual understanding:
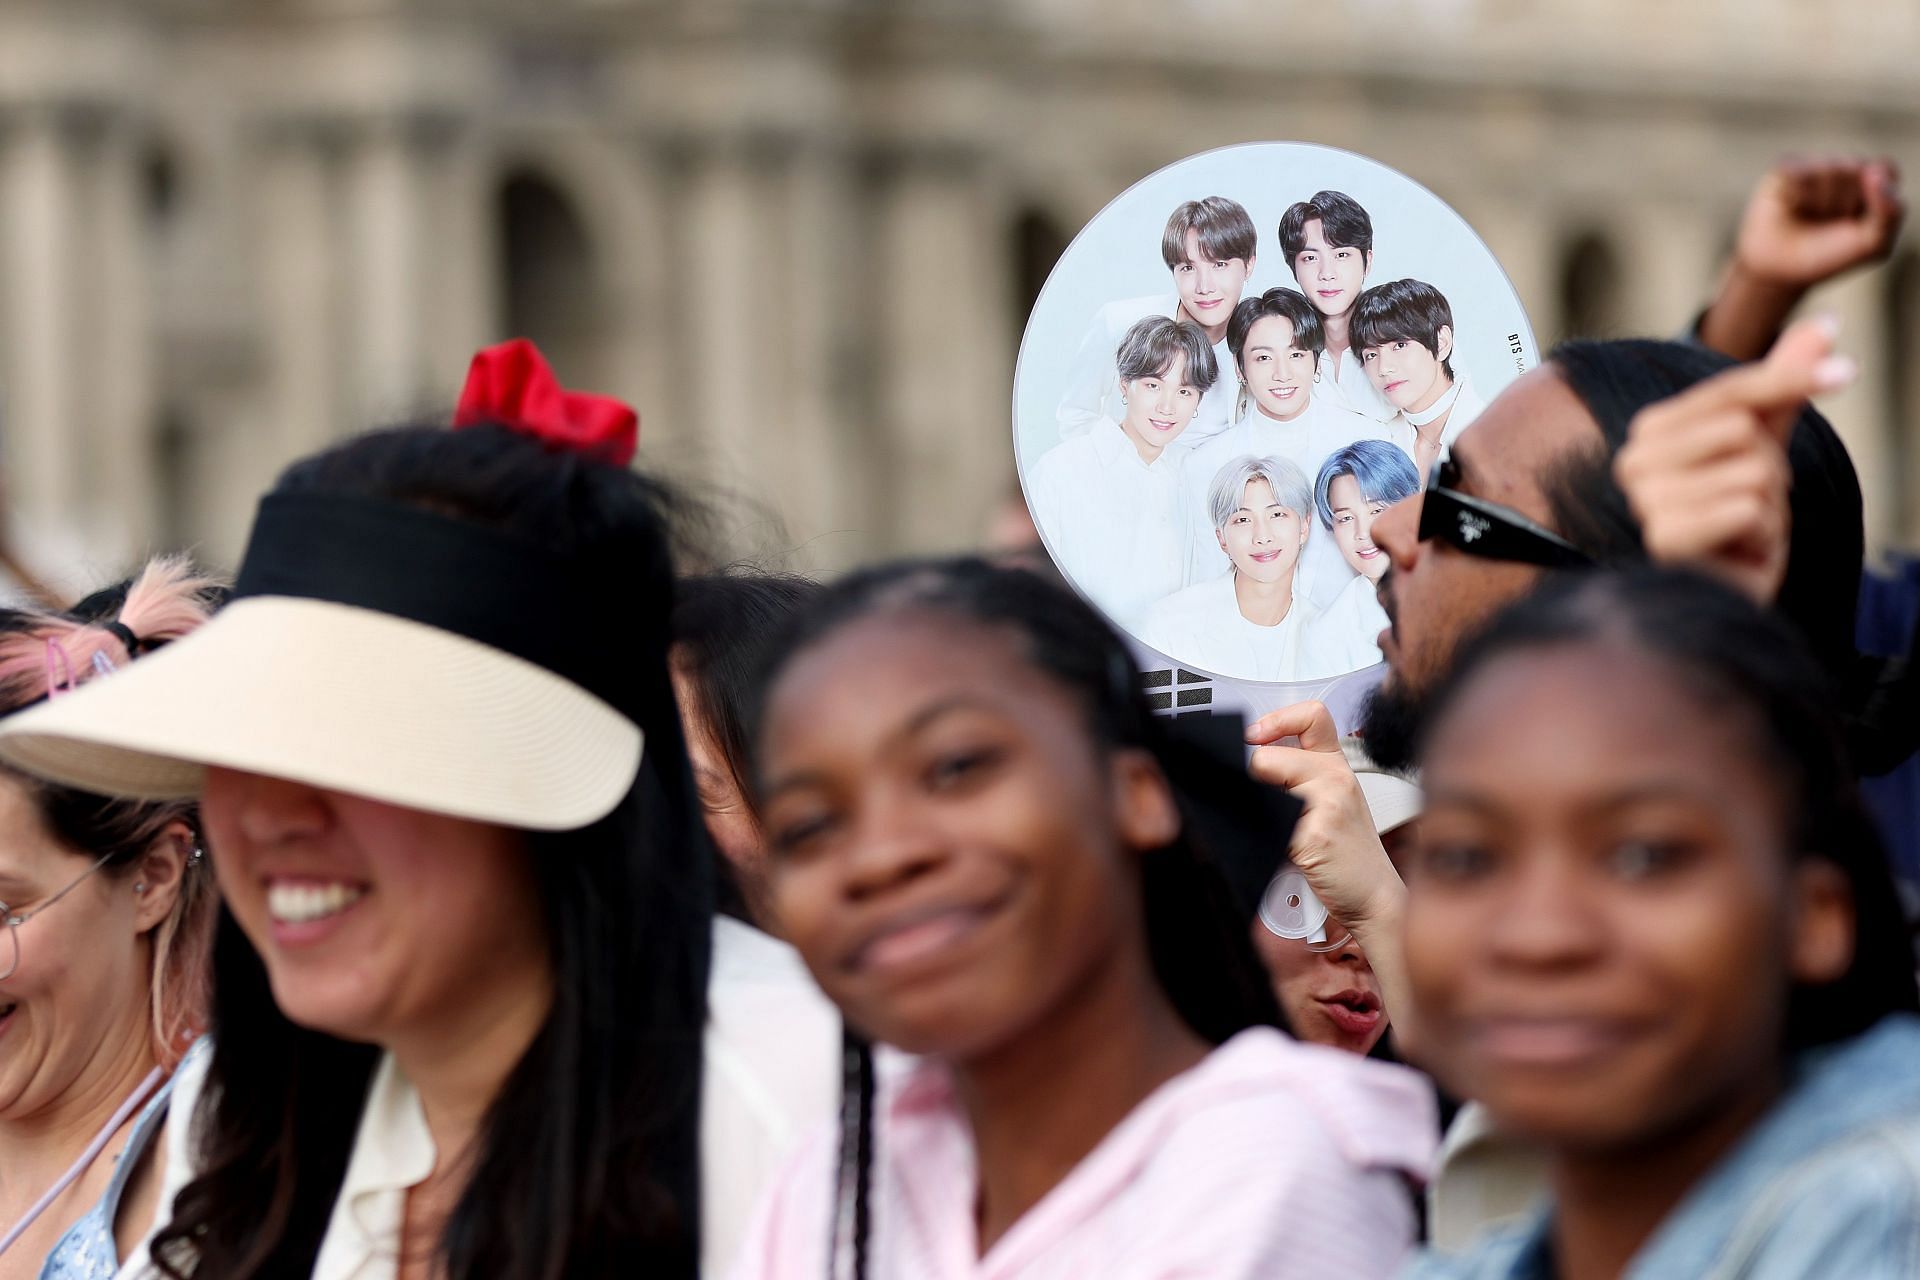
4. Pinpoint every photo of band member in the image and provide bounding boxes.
[1054,197,1255,455]
[1025,315,1218,628]
[1015,143,1534,686]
